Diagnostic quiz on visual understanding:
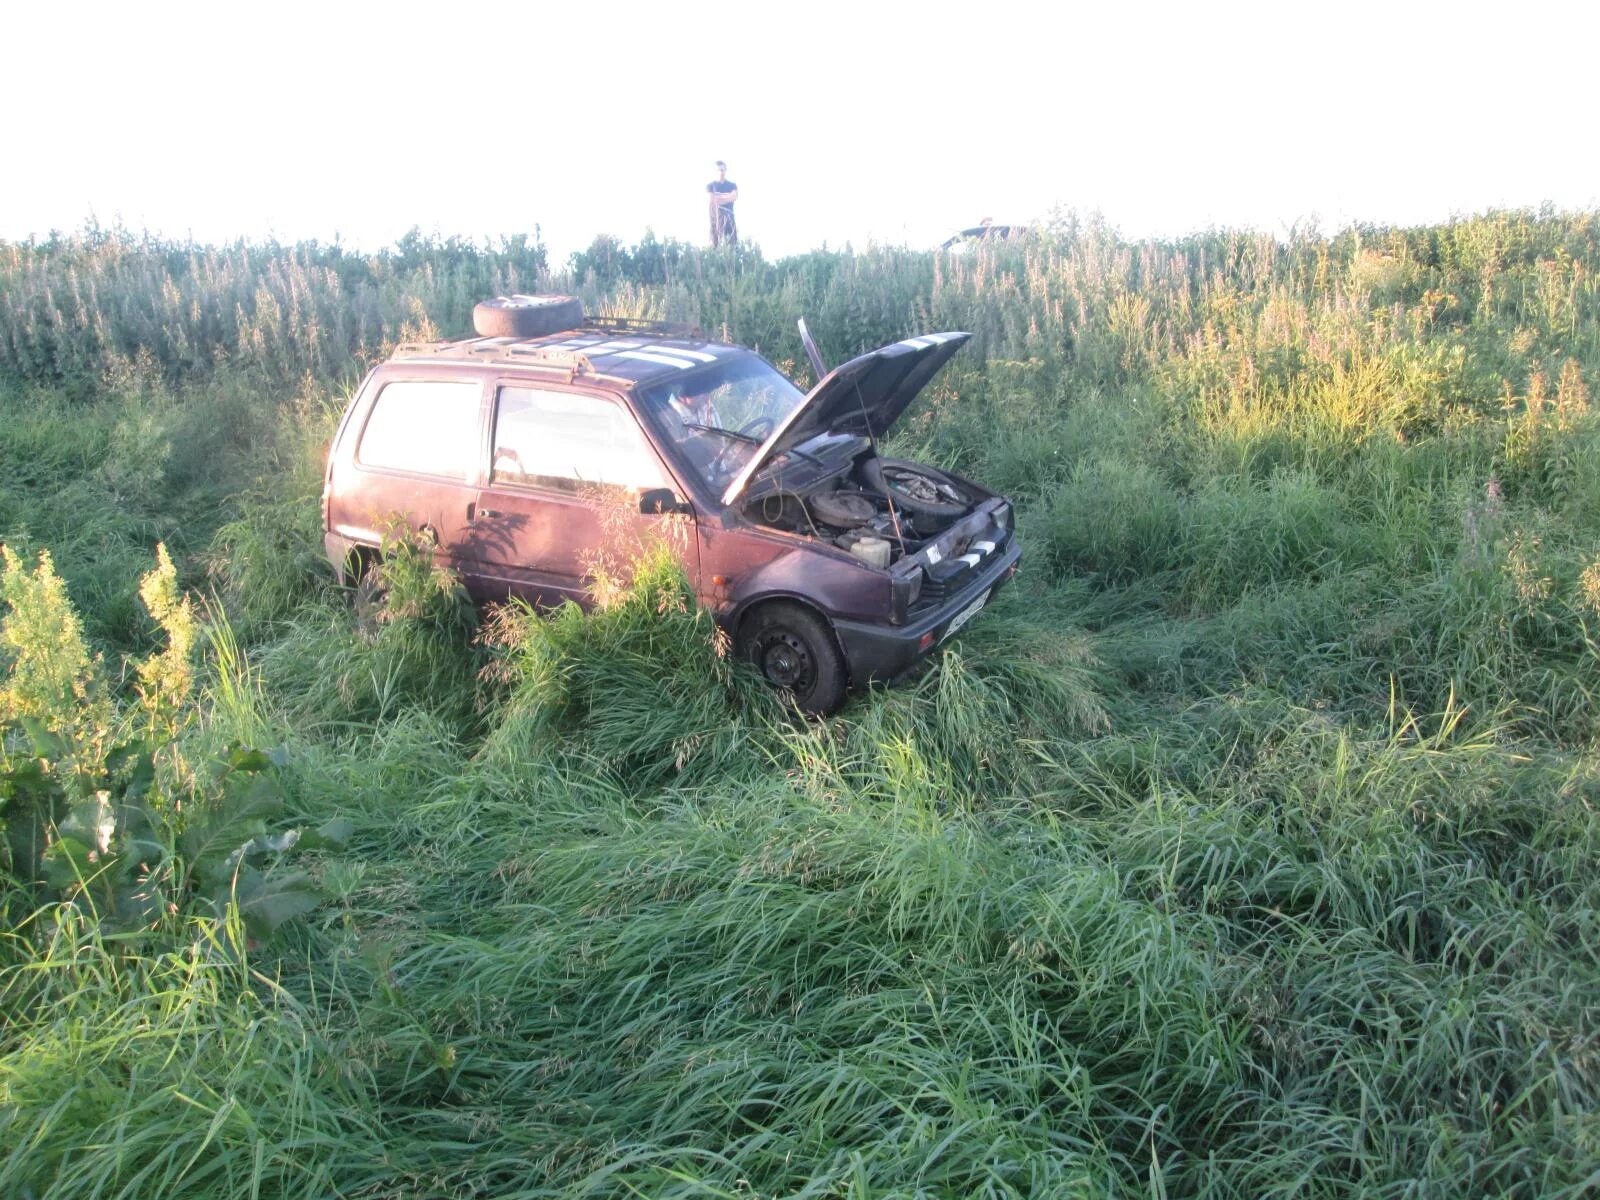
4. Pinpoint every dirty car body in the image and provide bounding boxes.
[322,311,1021,712]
